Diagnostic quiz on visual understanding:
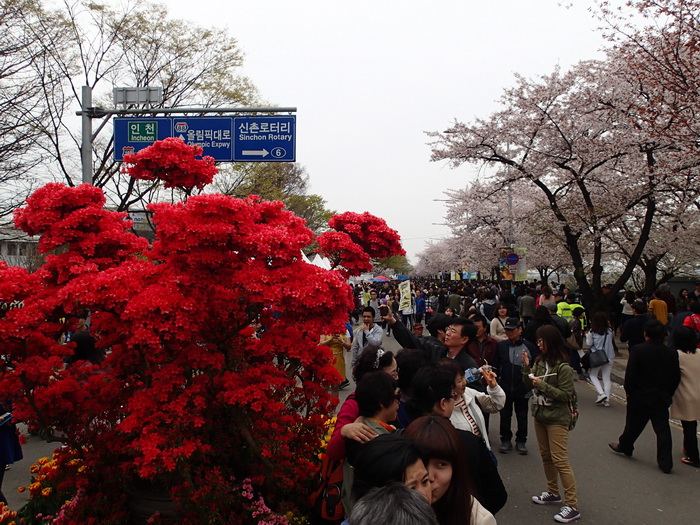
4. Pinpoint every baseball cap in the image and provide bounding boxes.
[504,317,521,330]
